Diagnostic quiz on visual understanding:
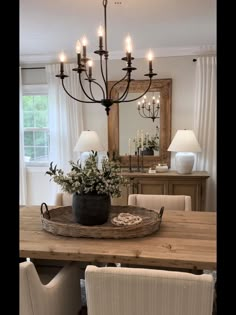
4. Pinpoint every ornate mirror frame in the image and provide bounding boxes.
[108,78,172,168]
